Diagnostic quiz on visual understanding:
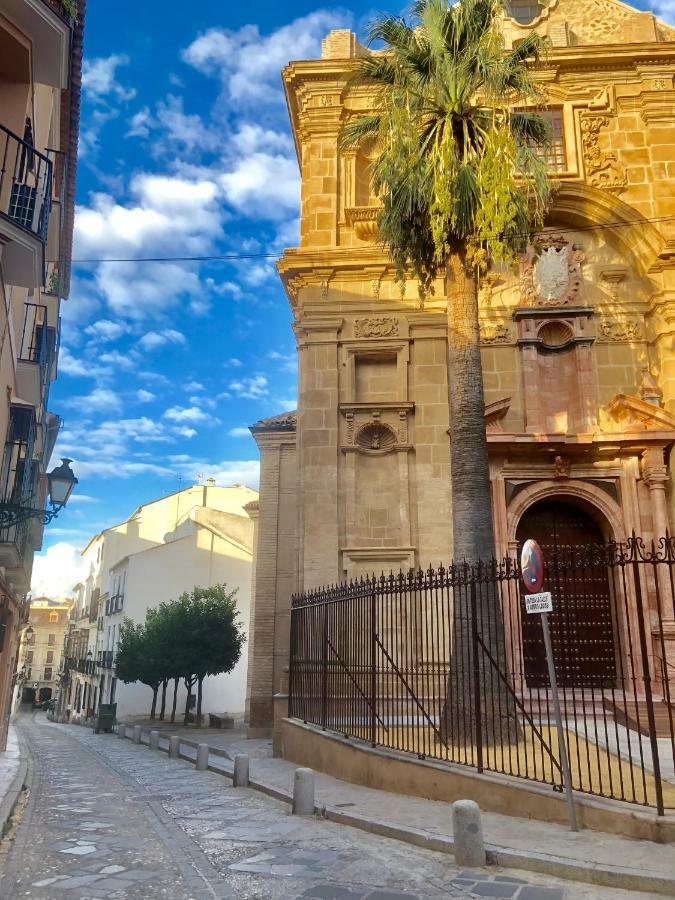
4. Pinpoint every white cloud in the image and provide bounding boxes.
[229,374,268,400]
[136,389,156,402]
[31,542,89,599]
[225,358,243,368]
[59,345,111,380]
[163,405,209,423]
[175,427,197,438]
[68,494,100,504]
[228,426,251,437]
[182,11,351,104]
[64,387,122,413]
[84,319,128,342]
[185,380,205,392]
[138,329,186,351]
[127,106,152,138]
[220,152,299,217]
[83,54,136,103]
[99,349,138,371]
[647,2,675,24]
[173,457,260,489]
[269,350,297,372]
